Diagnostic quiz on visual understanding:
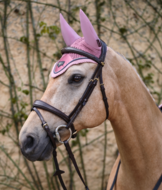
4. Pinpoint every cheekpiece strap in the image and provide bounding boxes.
[62,40,109,121]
